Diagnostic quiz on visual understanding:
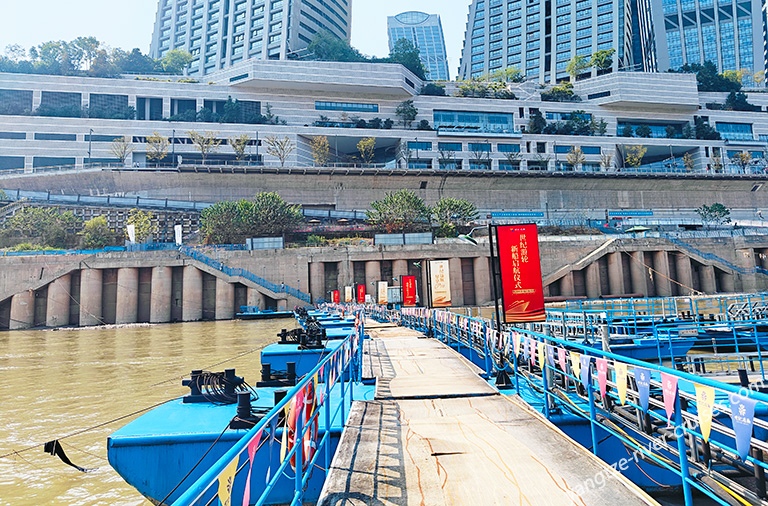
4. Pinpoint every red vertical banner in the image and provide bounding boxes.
[496,224,545,322]
[331,290,340,303]
[356,284,366,304]
[401,275,417,306]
